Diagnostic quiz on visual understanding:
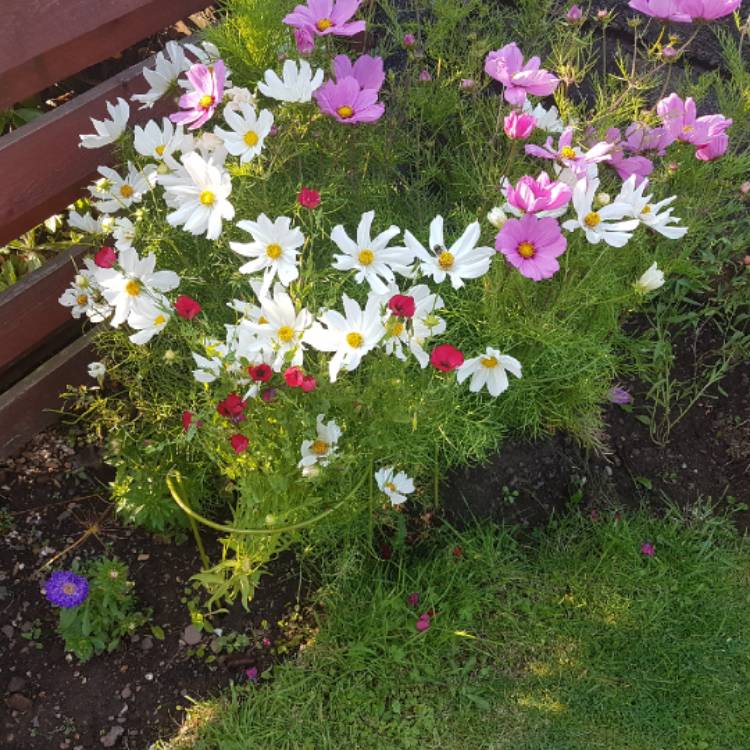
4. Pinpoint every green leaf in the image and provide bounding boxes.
[151,625,165,641]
